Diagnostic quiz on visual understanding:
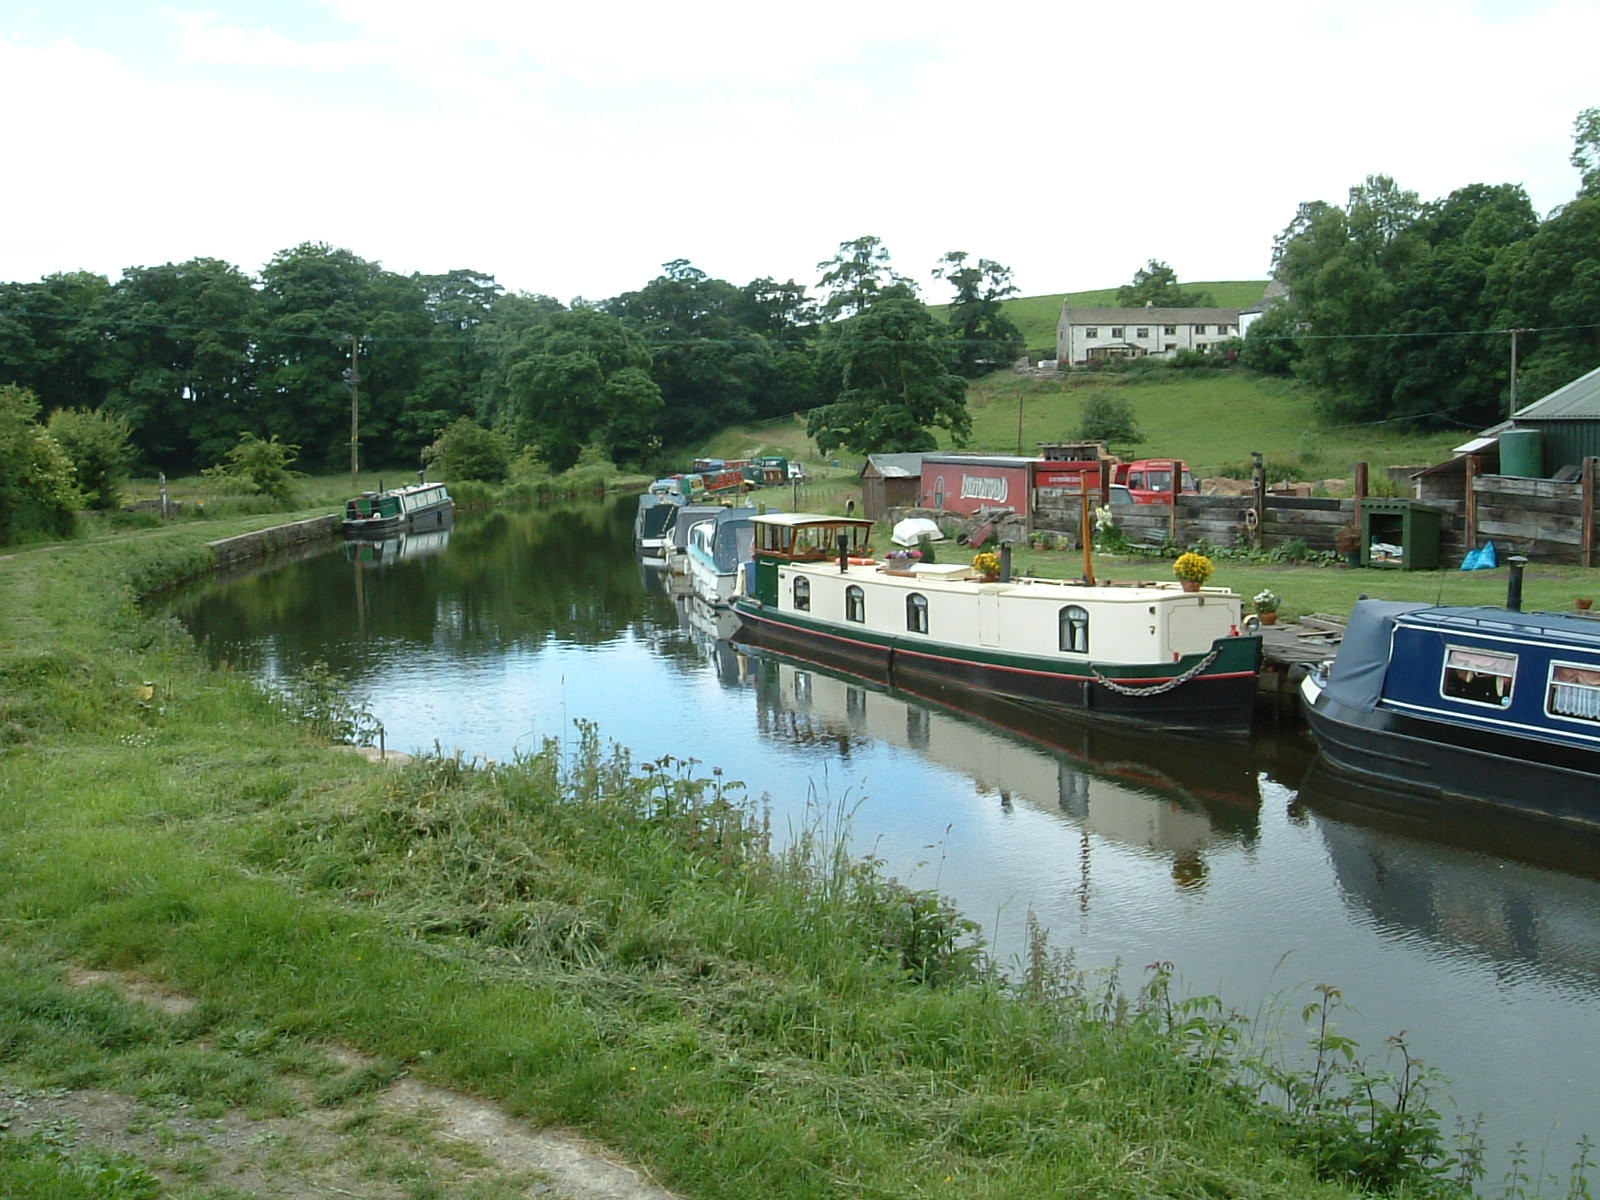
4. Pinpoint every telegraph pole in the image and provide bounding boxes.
[343,336,361,488]
[1509,328,1528,418]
